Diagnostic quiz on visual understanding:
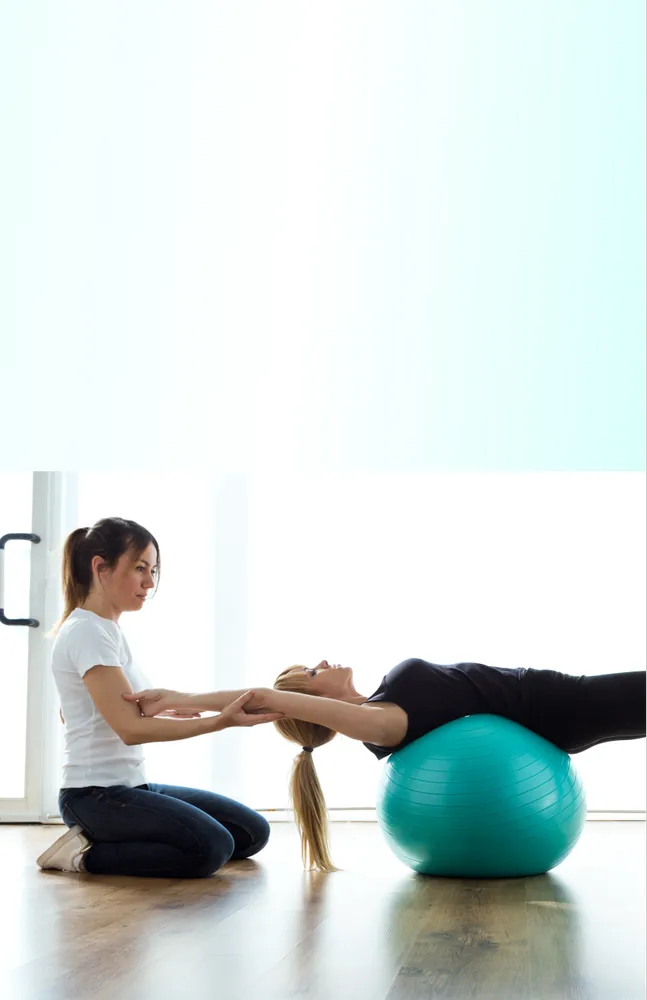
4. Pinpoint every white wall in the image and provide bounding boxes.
[0,1,644,472]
